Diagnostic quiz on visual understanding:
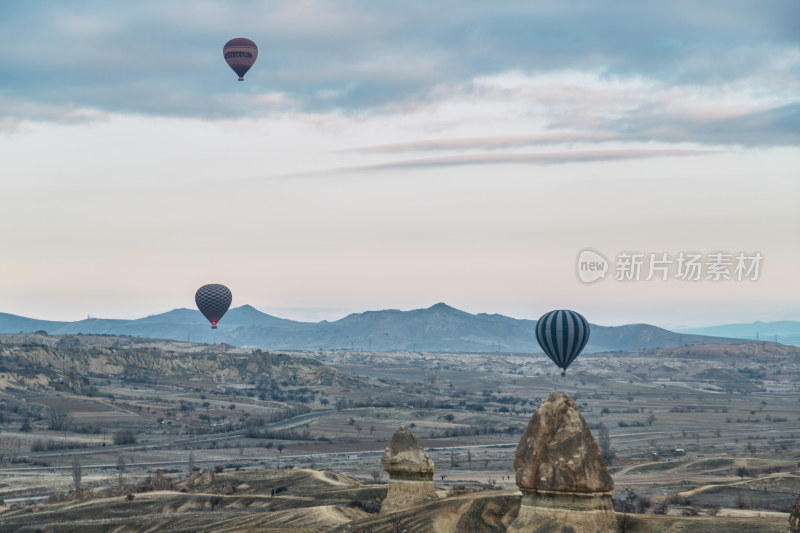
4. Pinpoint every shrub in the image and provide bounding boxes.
[735,492,751,509]
[652,502,668,515]
[139,469,174,492]
[666,493,691,506]
[31,439,88,452]
[447,485,473,496]
[346,500,381,514]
